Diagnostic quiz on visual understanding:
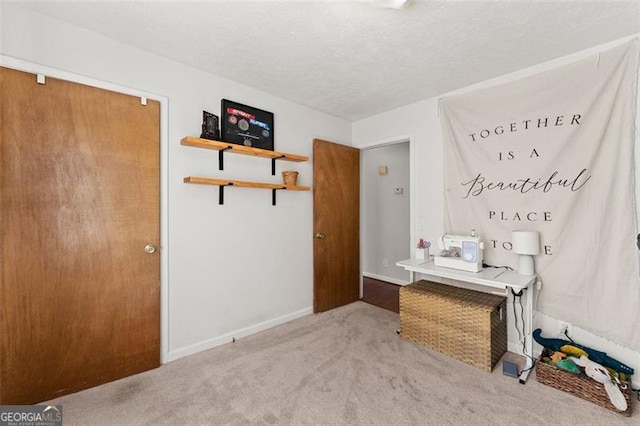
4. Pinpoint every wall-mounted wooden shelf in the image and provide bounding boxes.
[184,176,310,205]
[181,136,309,175]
